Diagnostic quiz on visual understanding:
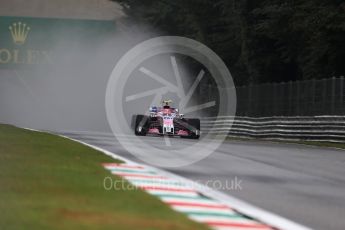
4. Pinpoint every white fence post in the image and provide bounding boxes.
[311,79,316,115]
[323,79,328,115]
[331,77,336,114]
[340,76,344,114]
[289,81,293,116]
[248,84,252,116]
